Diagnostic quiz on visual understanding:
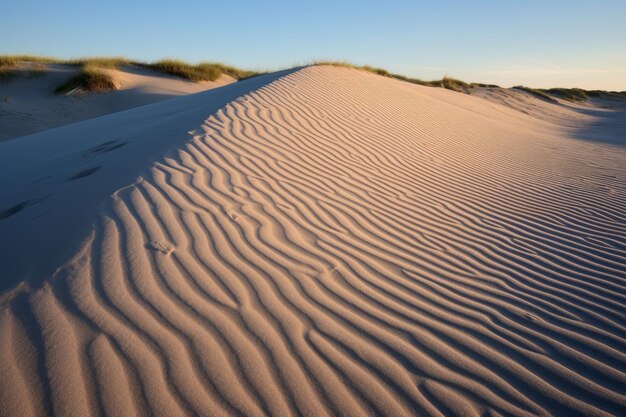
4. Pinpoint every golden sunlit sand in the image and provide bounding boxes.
[0,65,625,417]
